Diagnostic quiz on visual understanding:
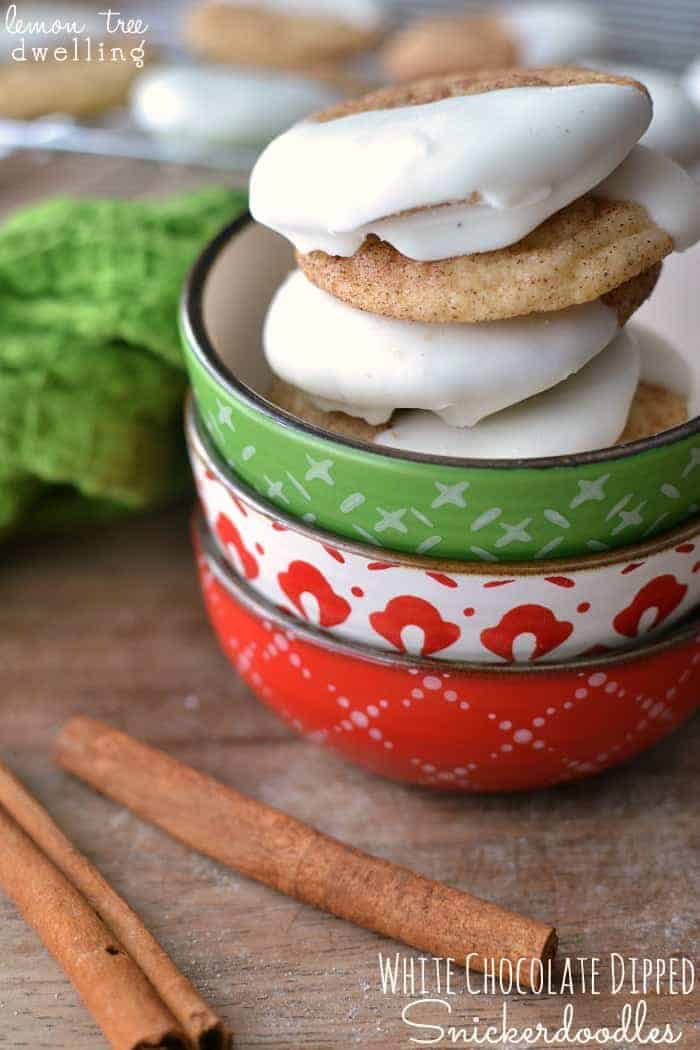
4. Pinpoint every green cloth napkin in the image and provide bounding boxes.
[0,187,246,537]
